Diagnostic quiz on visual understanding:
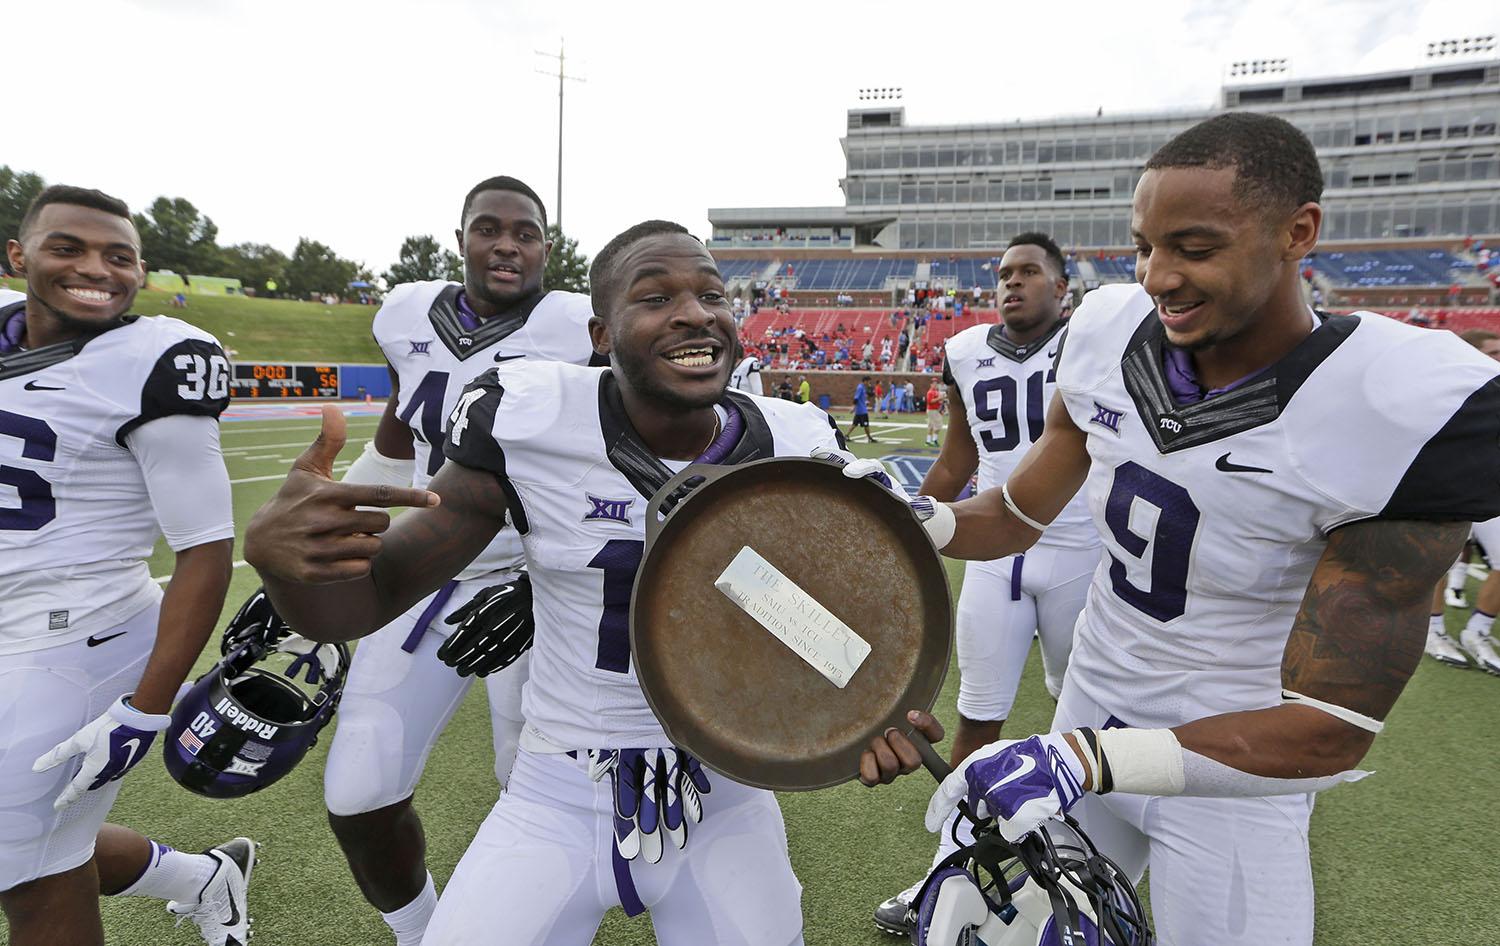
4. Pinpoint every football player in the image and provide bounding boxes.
[317,175,602,946]
[872,233,1102,935]
[1425,329,1500,674]
[862,114,1500,944]
[729,344,763,395]
[245,221,915,944]
[0,187,253,946]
